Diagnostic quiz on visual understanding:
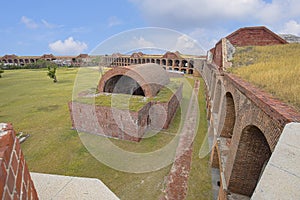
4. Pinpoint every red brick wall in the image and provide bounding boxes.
[68,102,148,142]
[0,123,38,200]
[227,28,287,46]
[69,85,182,142]
[213,42,223,68]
